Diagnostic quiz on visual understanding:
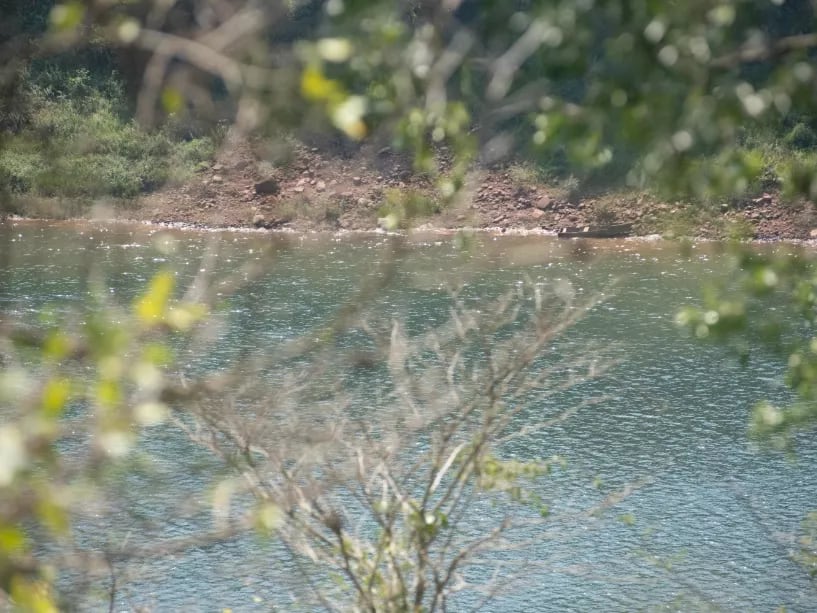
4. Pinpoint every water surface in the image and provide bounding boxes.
[1,221,815,611]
